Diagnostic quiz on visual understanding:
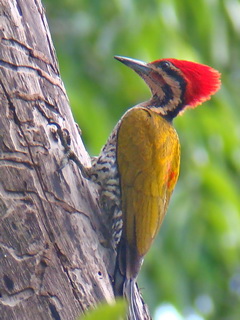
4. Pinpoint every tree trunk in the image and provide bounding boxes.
[0,1,114,319]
